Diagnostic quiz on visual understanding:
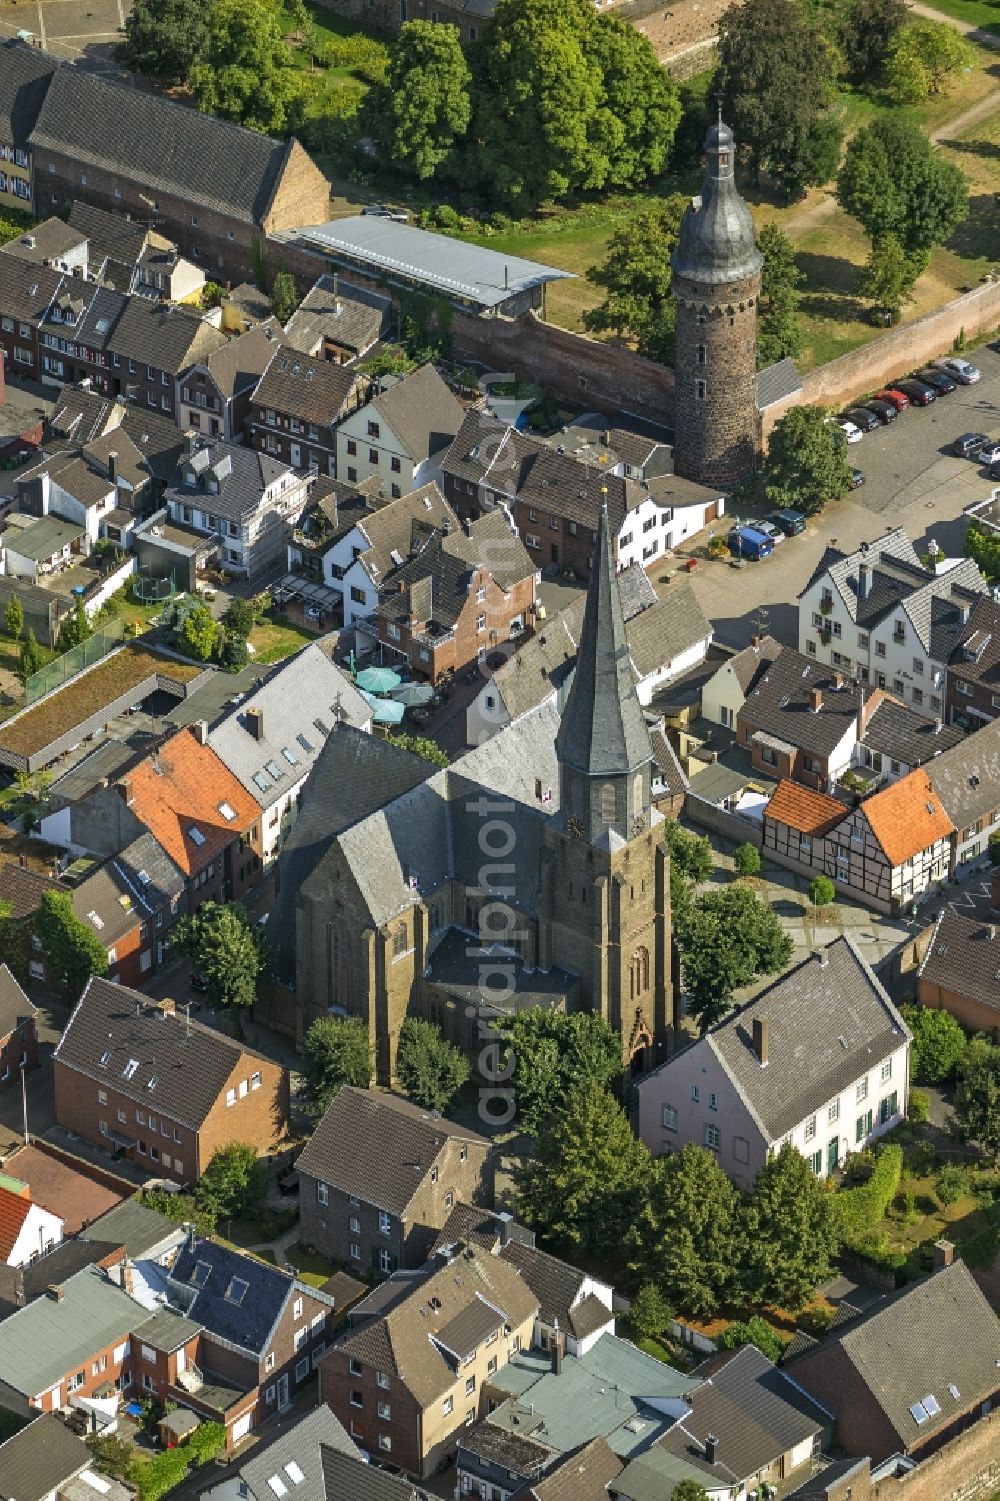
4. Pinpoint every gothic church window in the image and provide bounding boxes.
[630,947,649,1000]
[392,925,407,958]
[600,782,617,824]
